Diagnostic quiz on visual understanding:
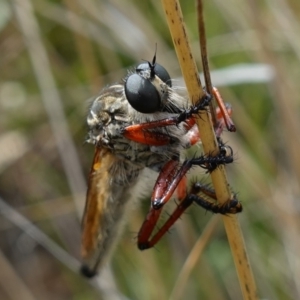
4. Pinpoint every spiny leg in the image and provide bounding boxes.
[212,87,236,132]
[138,192,194,250]
[137,143,234,249]
[122,88,235,147]
[122,92,211,145]
[137,158,182,249]
[199,139,234,172]
[138,166,197,250]
[152,144,233,210]
[138,182,241,250]
[151,142,234,211]
[189,182,242,214]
